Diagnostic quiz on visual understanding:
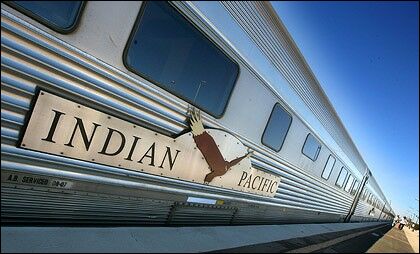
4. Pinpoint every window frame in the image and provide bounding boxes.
[301,133,322,161]
[261,102,293,152]
[335,166,348,188]
[4,1,86,34]
[350,180,359,195]
[362,189,368,200]
[344,174,355,192]
[321,154,336,180]
[122,1,240,119]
